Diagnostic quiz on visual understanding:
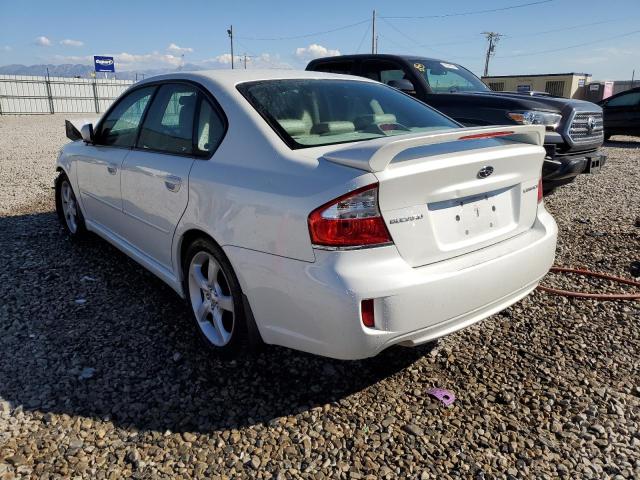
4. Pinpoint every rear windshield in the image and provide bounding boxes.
[237,79,458,149]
